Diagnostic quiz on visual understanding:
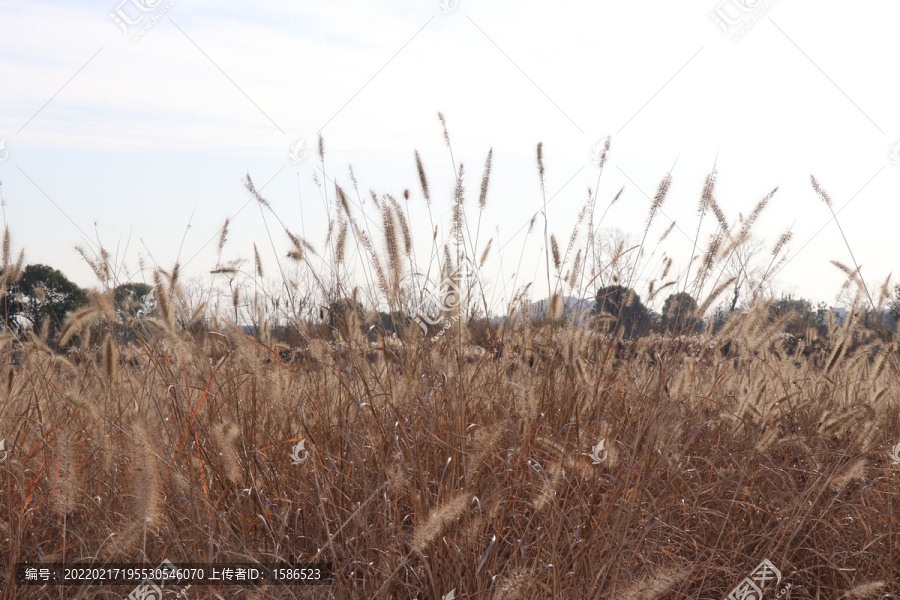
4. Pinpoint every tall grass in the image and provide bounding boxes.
[0,119,898,599]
